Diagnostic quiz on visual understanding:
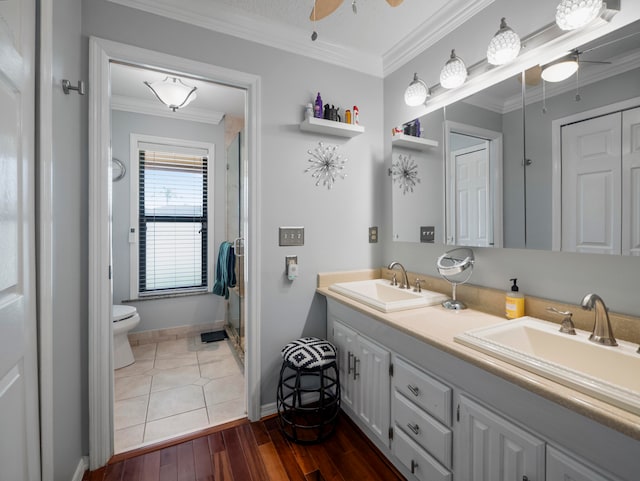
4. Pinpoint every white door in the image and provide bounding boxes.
[355,335,390,446]
[0,1,40,480]
[453,145,491,247]
[622,107,640,256]
[561,113,622,254]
